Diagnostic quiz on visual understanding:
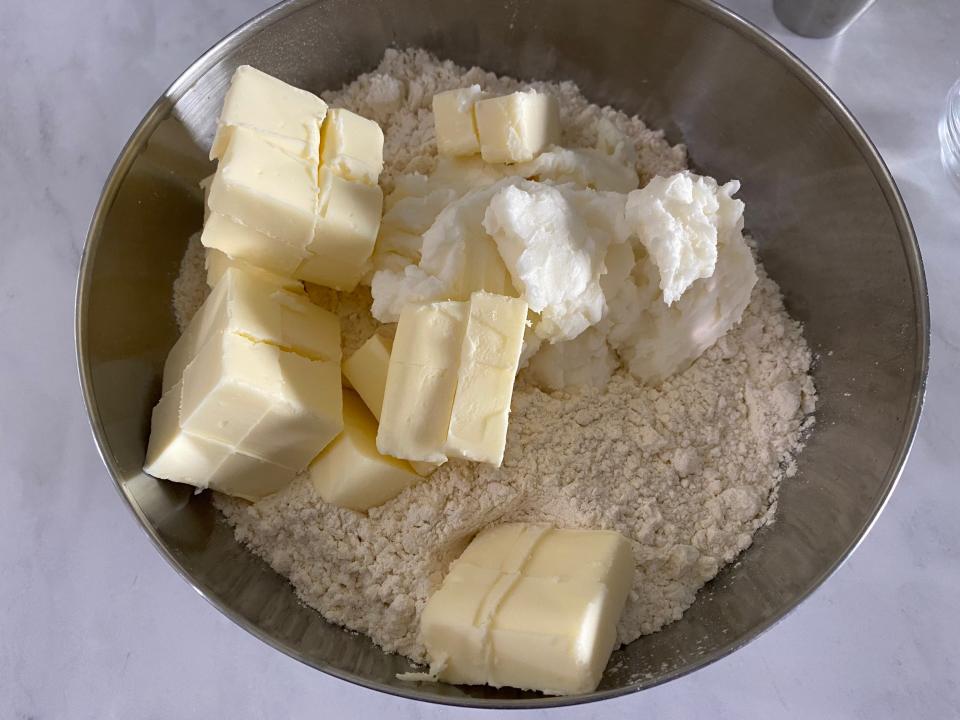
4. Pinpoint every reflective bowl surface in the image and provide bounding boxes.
[76,0,928,708]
